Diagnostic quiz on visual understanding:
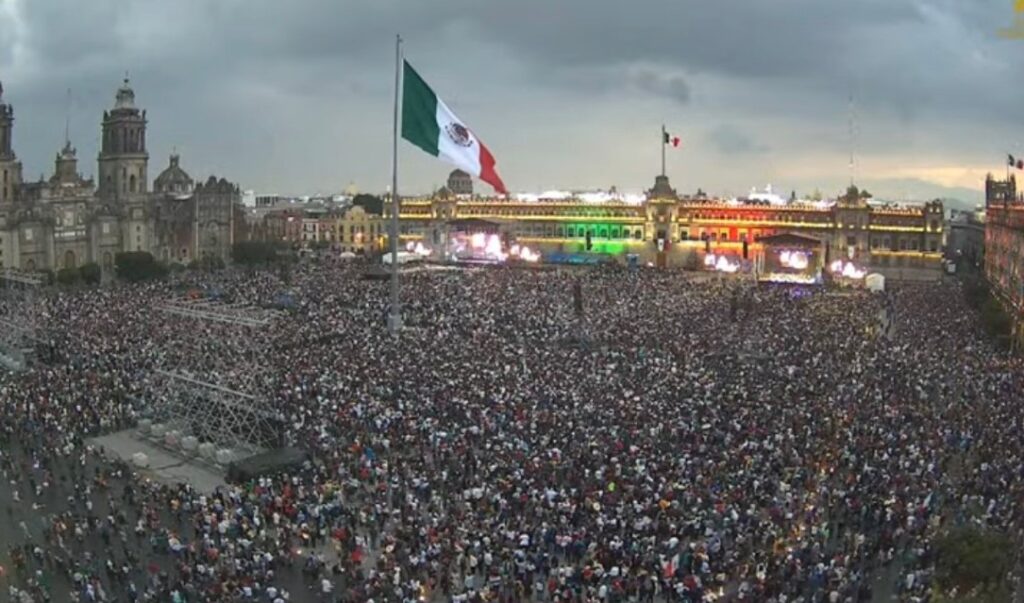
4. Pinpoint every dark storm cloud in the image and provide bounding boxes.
[629,68,691,105]
[706,125,769,155]
[0,0,1021,197]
